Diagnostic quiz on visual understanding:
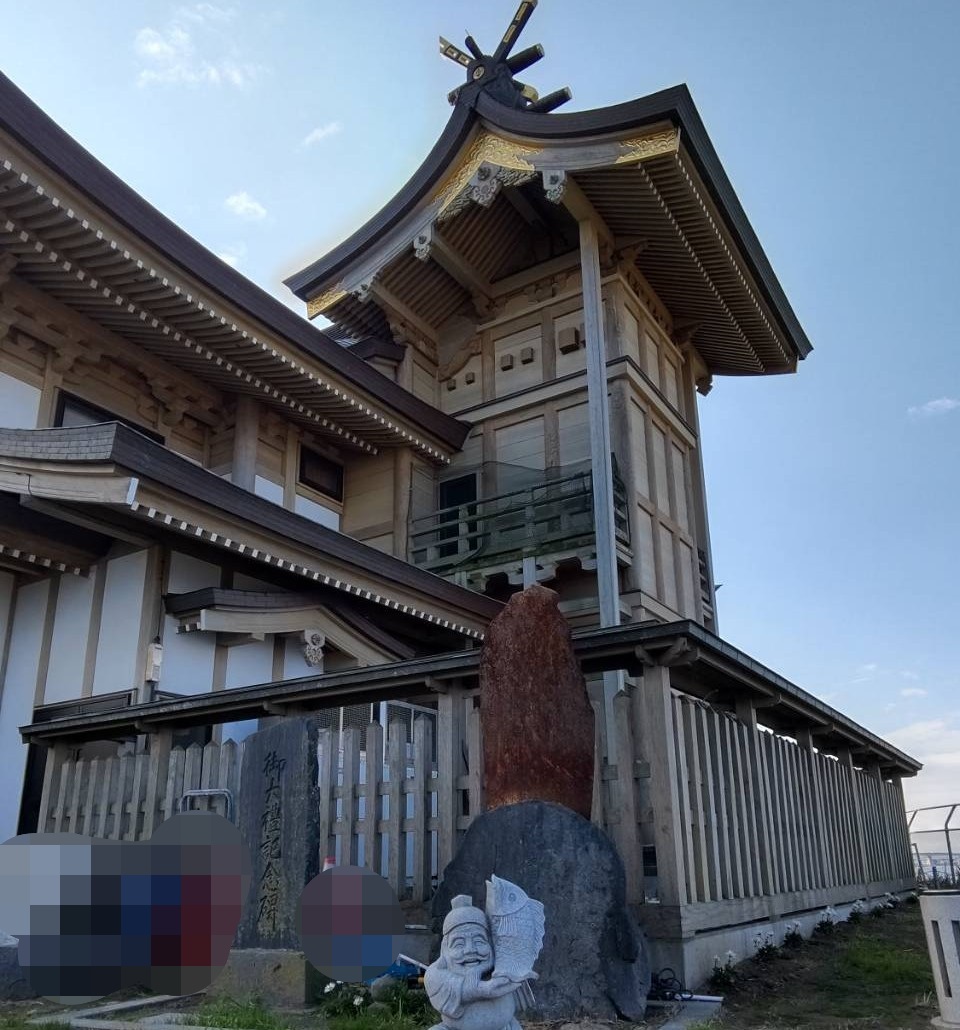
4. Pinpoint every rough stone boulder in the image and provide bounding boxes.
[431,801,650,1021]
[480,584,595,819]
